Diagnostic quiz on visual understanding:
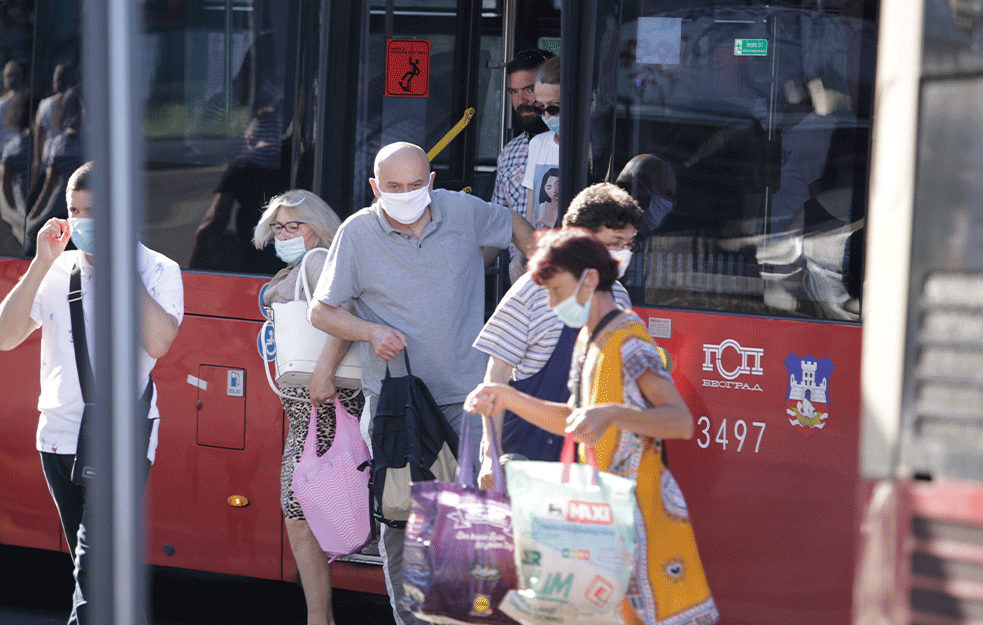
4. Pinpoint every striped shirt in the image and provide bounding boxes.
[491,132,531,218]
[473,272,632,381]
